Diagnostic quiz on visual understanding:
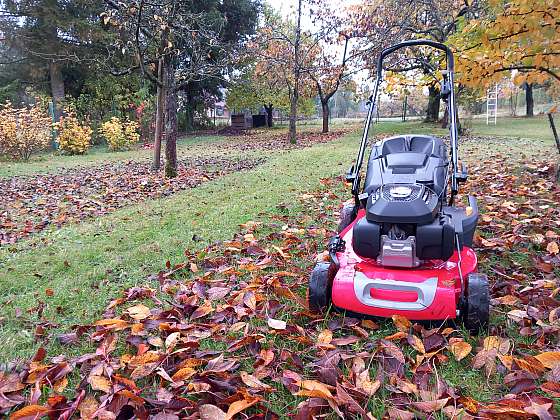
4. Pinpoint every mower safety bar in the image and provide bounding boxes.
[376,40,454,79]
[350,39,461,206]
[354,272,437,311]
